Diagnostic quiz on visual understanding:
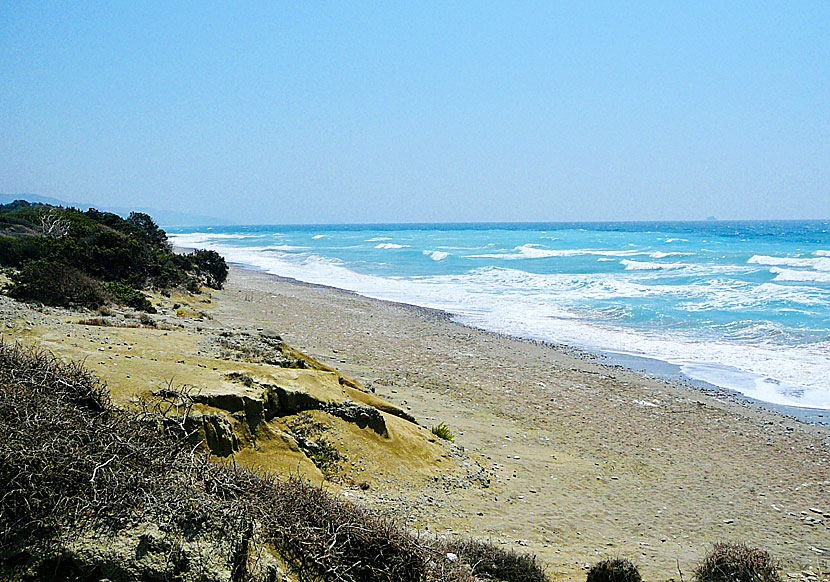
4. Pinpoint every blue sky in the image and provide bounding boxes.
[1,2,827,223]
